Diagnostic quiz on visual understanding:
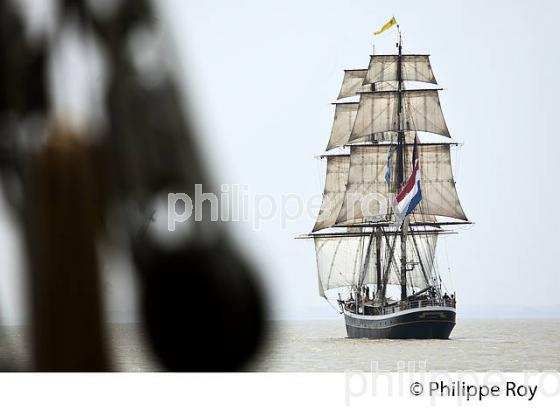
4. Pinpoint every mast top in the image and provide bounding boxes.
[397,24,402,53]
